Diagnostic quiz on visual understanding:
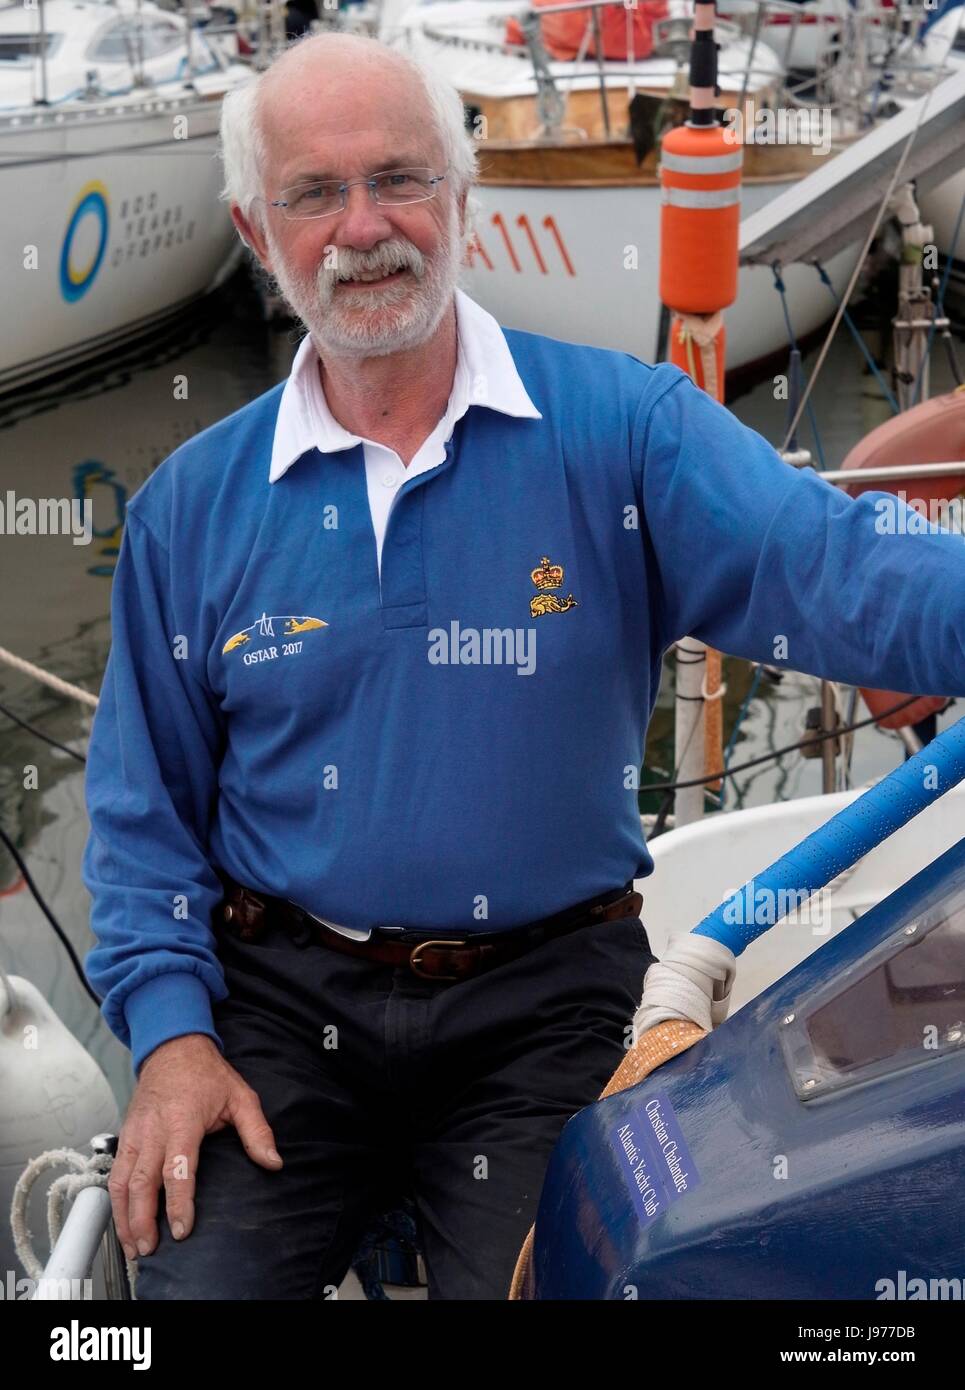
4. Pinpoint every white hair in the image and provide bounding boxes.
[218,33,479,230]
